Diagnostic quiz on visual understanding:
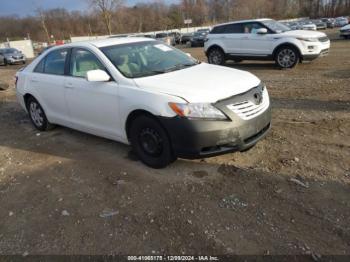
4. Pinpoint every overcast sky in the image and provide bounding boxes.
[0,0,179,16]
